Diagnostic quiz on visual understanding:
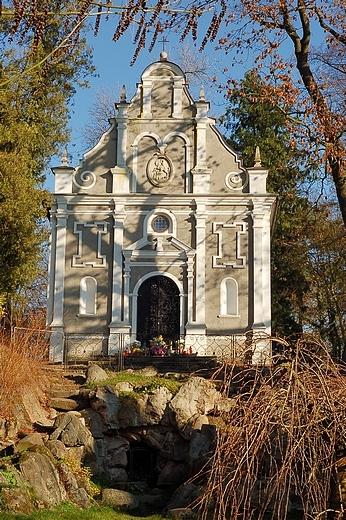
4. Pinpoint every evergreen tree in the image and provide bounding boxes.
[221,71,316,336]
